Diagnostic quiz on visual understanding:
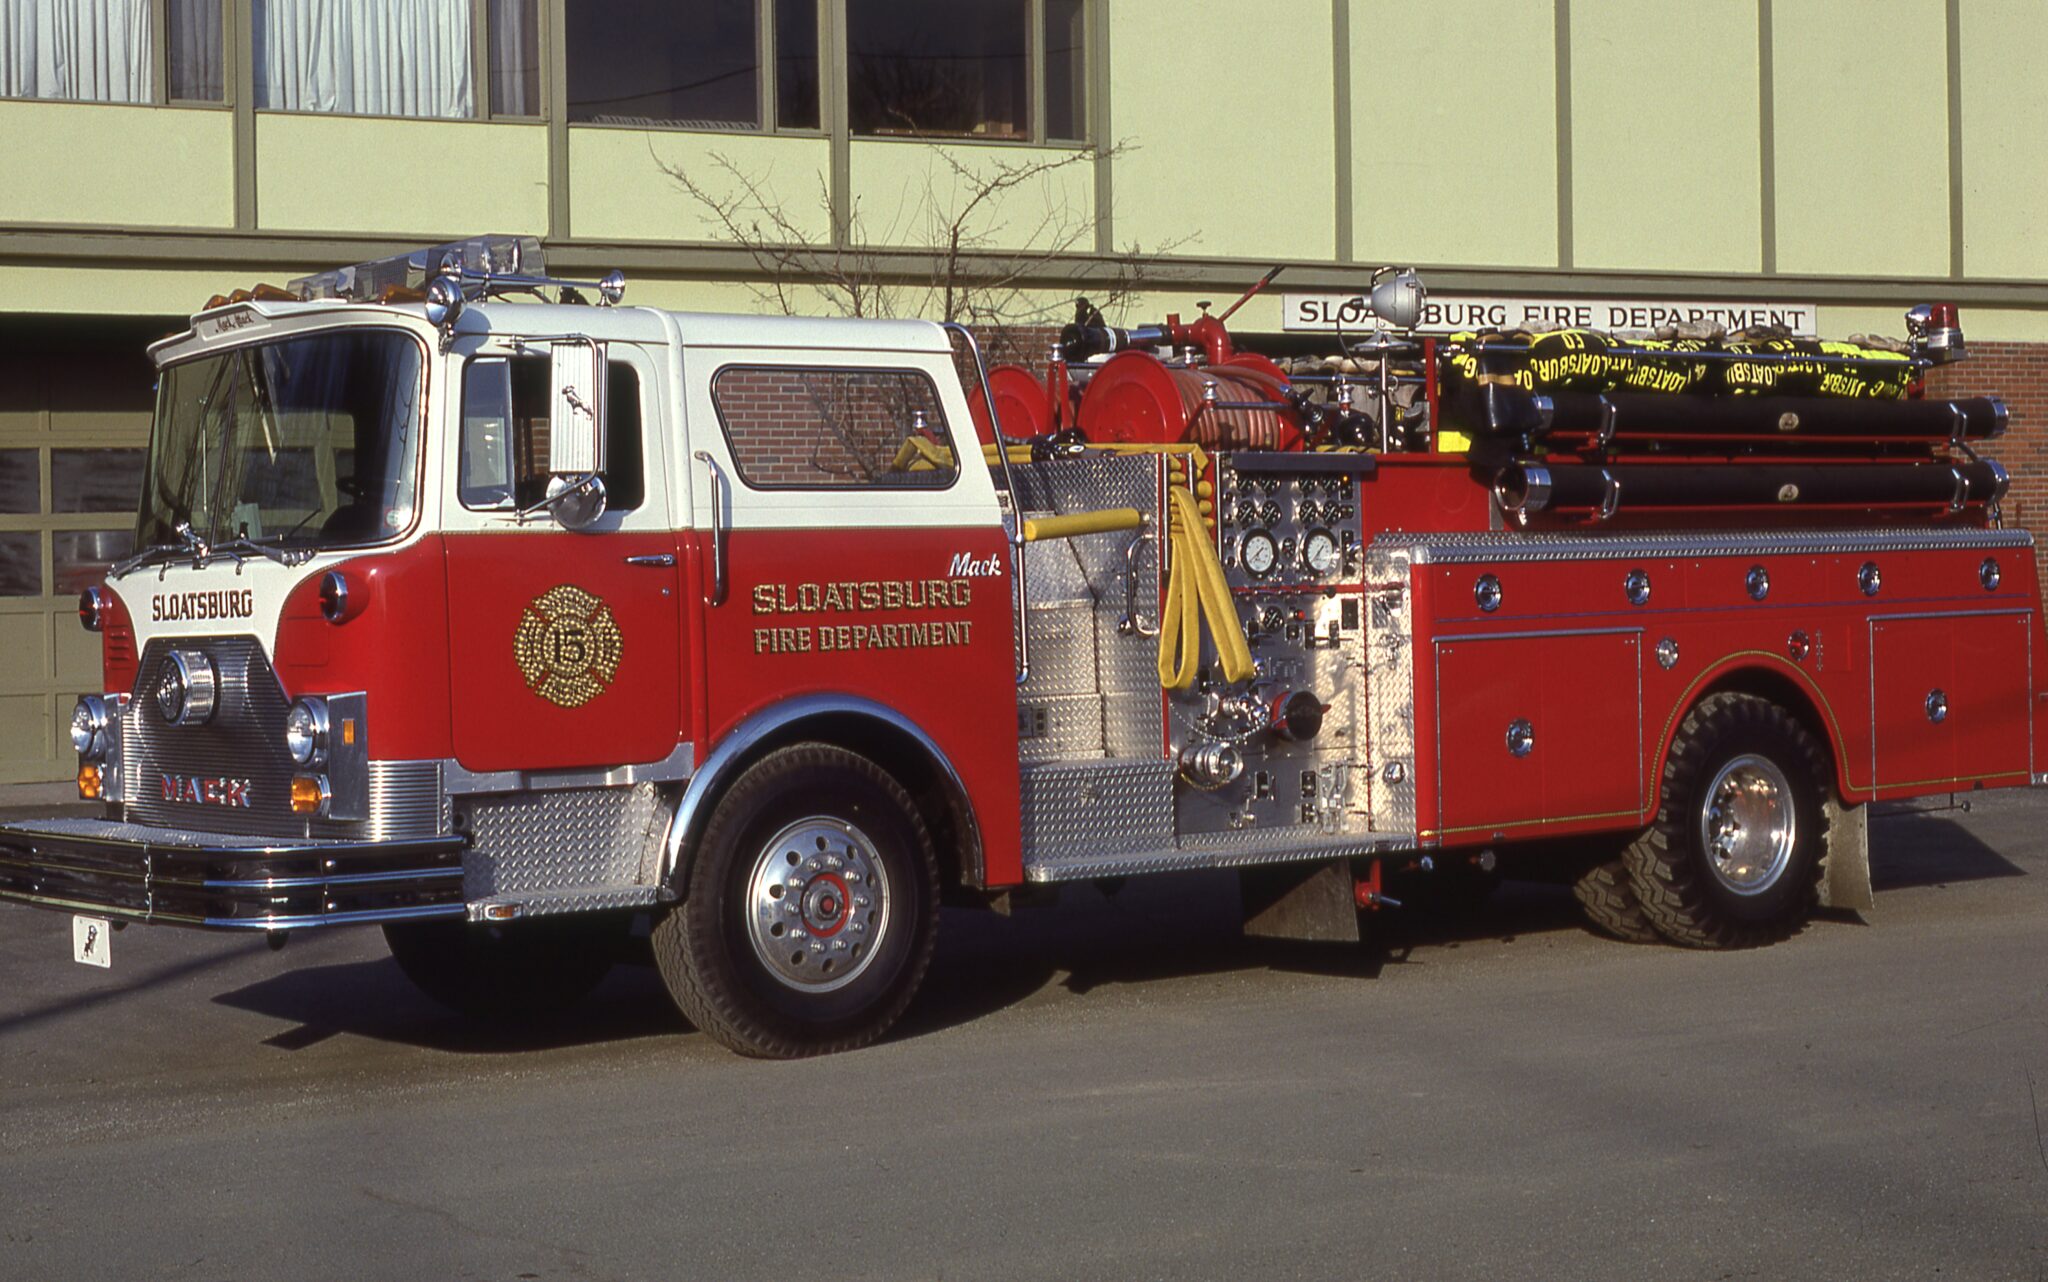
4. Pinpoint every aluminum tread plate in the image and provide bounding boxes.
[465,783,669,900]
